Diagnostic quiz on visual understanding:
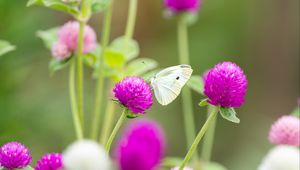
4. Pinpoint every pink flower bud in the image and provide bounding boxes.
[58,21,97,54]
[268,115,300,147]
